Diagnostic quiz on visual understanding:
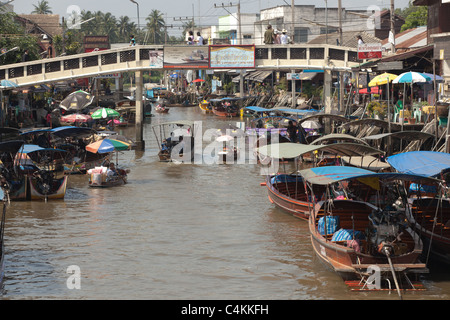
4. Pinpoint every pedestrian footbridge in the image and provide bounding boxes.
[0,44,360,87]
